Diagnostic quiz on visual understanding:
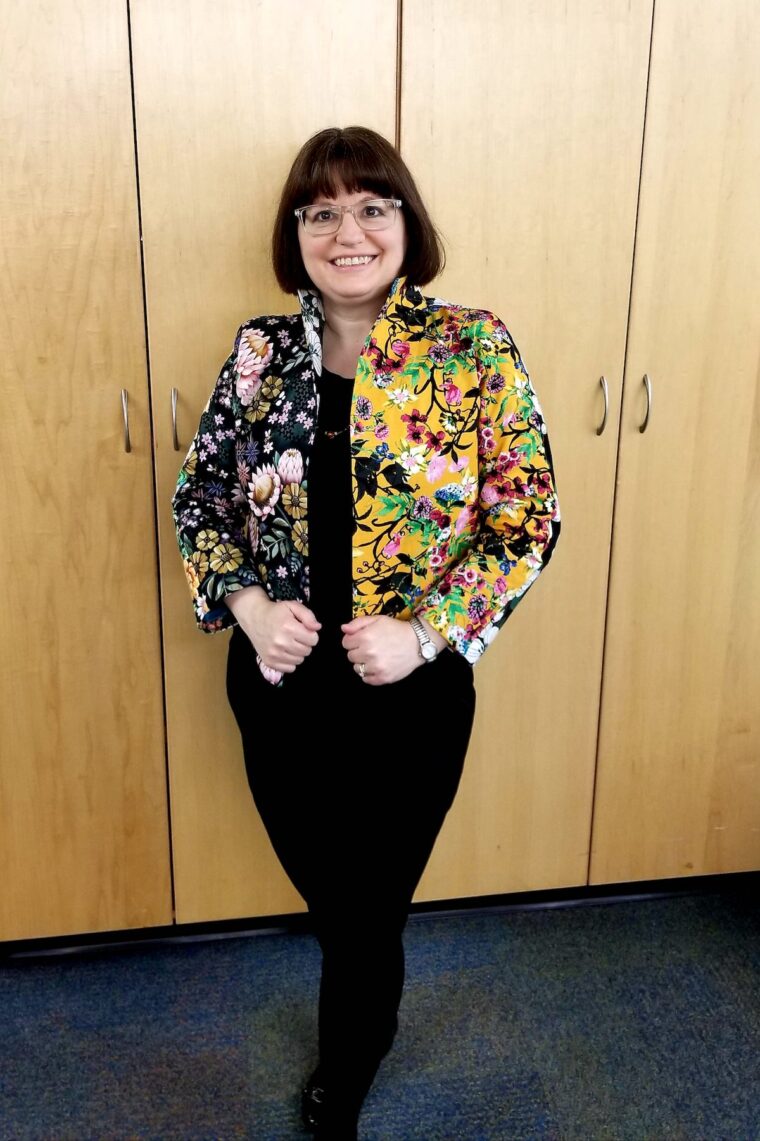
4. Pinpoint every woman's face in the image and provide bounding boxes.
[297,184,407,311]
